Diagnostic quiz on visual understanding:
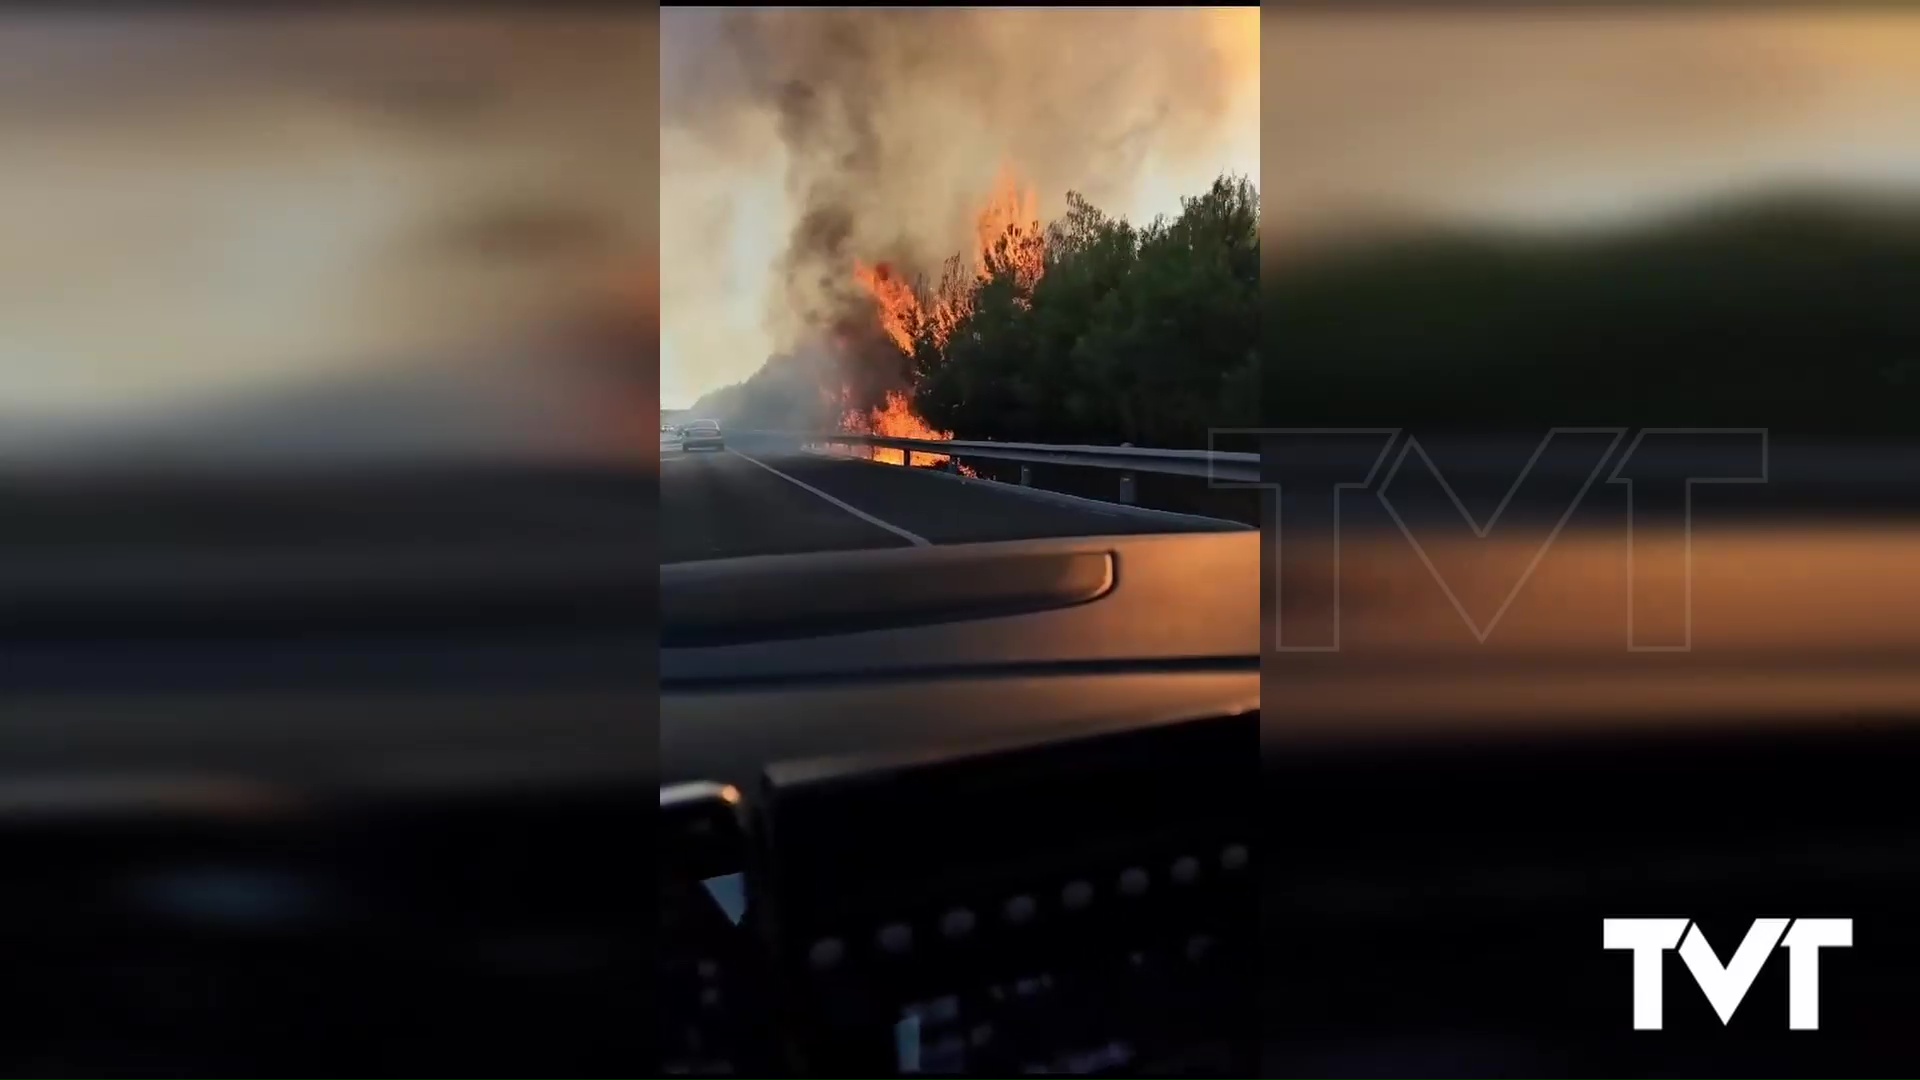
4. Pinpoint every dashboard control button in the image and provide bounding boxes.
[1170,855,1200,884]
[1061,880,1094,911]
[923,1035,966,1073]
[1117,867,1149,896]
[808,937,846,971]
[941,907,976,939]
[1015,973,1052,997]
[878,922,914,954]
[1004,894,1037,925]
